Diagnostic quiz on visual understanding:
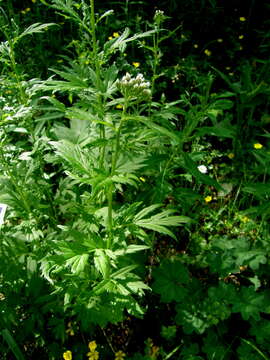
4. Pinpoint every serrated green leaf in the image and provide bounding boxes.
[94,250,111,278]
[65,254,89,274]
[17,23,55,42]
